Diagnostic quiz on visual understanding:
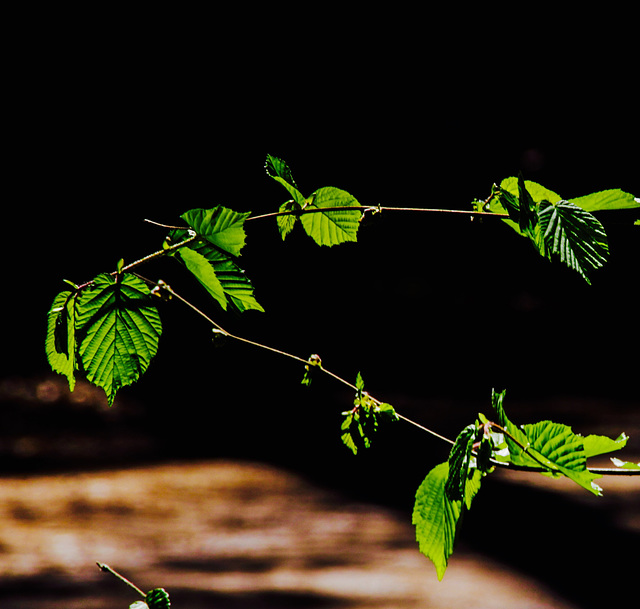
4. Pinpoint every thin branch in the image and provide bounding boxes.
[492,460,640,476]
[143,218,189,230]
[396,413,456,446]
[74,233,198,292]
[157,281,640,477]
[247,205,509,222]
[96,562,145,598]
[160,282,456,444]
